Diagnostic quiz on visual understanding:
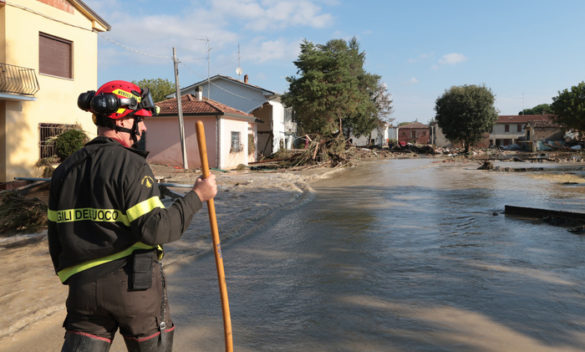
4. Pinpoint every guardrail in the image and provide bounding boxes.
[0,63,40,96]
